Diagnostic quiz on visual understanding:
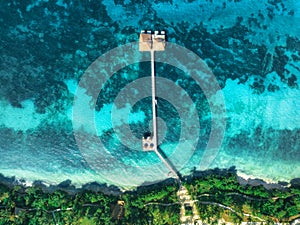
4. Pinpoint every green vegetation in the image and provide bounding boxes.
[0,171,299,224]
[0,184,116,225]
[183,171,300,223]
[121,182,180,225]
[0,181,179,225]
